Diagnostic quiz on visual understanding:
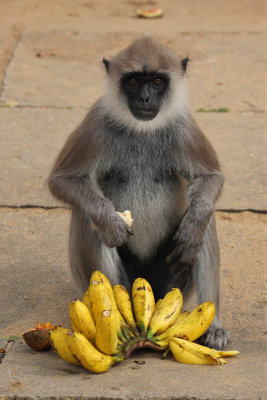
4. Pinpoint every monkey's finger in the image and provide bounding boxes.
[126,228,134,236]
